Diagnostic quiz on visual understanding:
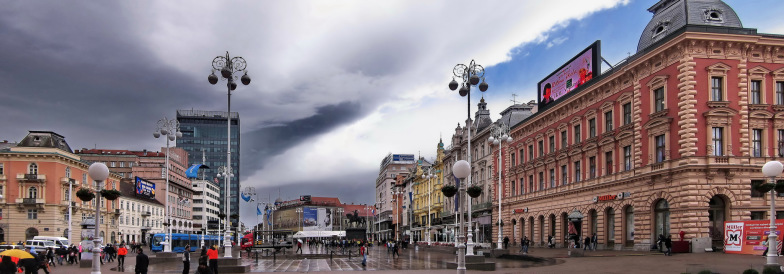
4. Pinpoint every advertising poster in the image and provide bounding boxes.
[318,208,327,231]
[134,176,156,199]
[303,207,318,231]
[724,220,784,254]
[538,41,600,109]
